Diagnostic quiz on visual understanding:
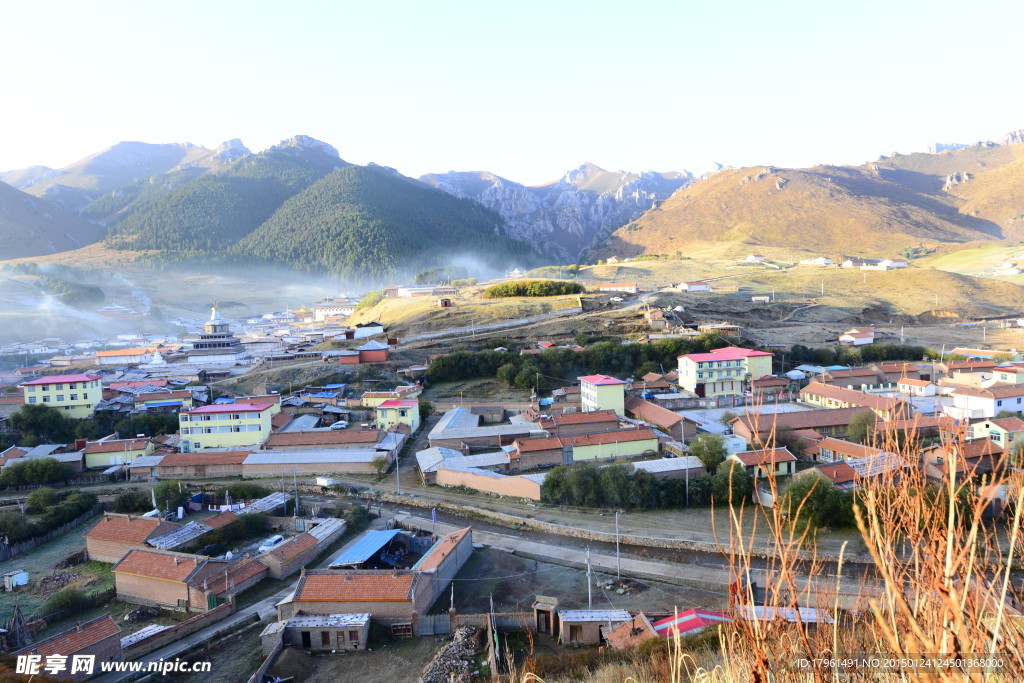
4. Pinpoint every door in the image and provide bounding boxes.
[321,631,331,648]
[537,611,551,634]
[301,631,311,648]
[569,624,582,643]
